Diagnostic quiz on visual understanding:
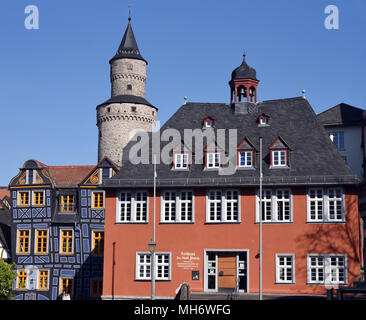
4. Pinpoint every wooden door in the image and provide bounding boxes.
[218,253,236,289]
